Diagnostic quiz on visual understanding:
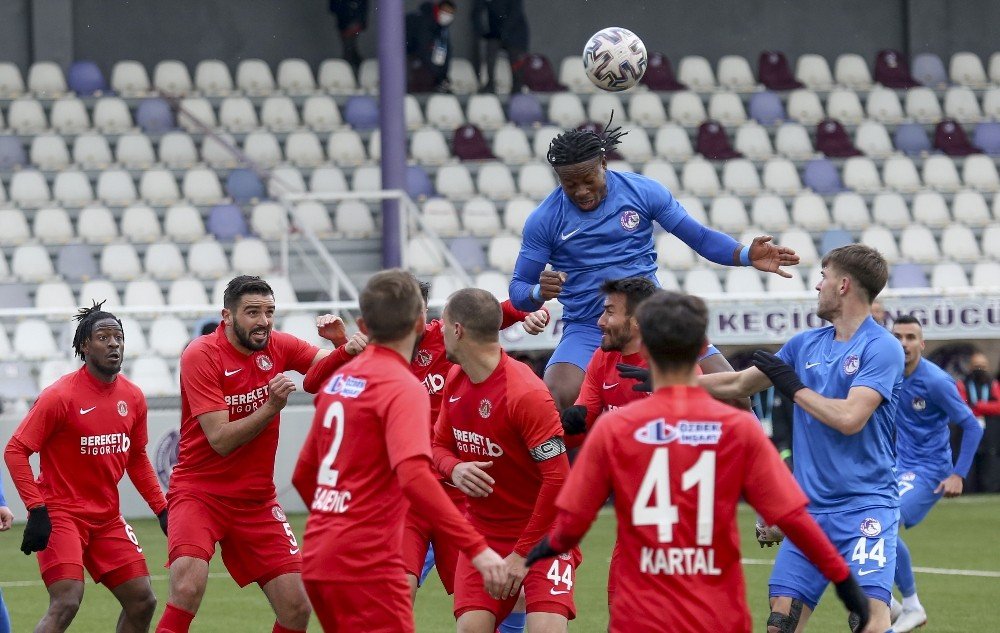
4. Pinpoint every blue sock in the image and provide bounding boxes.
[499,611,526,633]
[0,588,10,633]
[894,538,916,597]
